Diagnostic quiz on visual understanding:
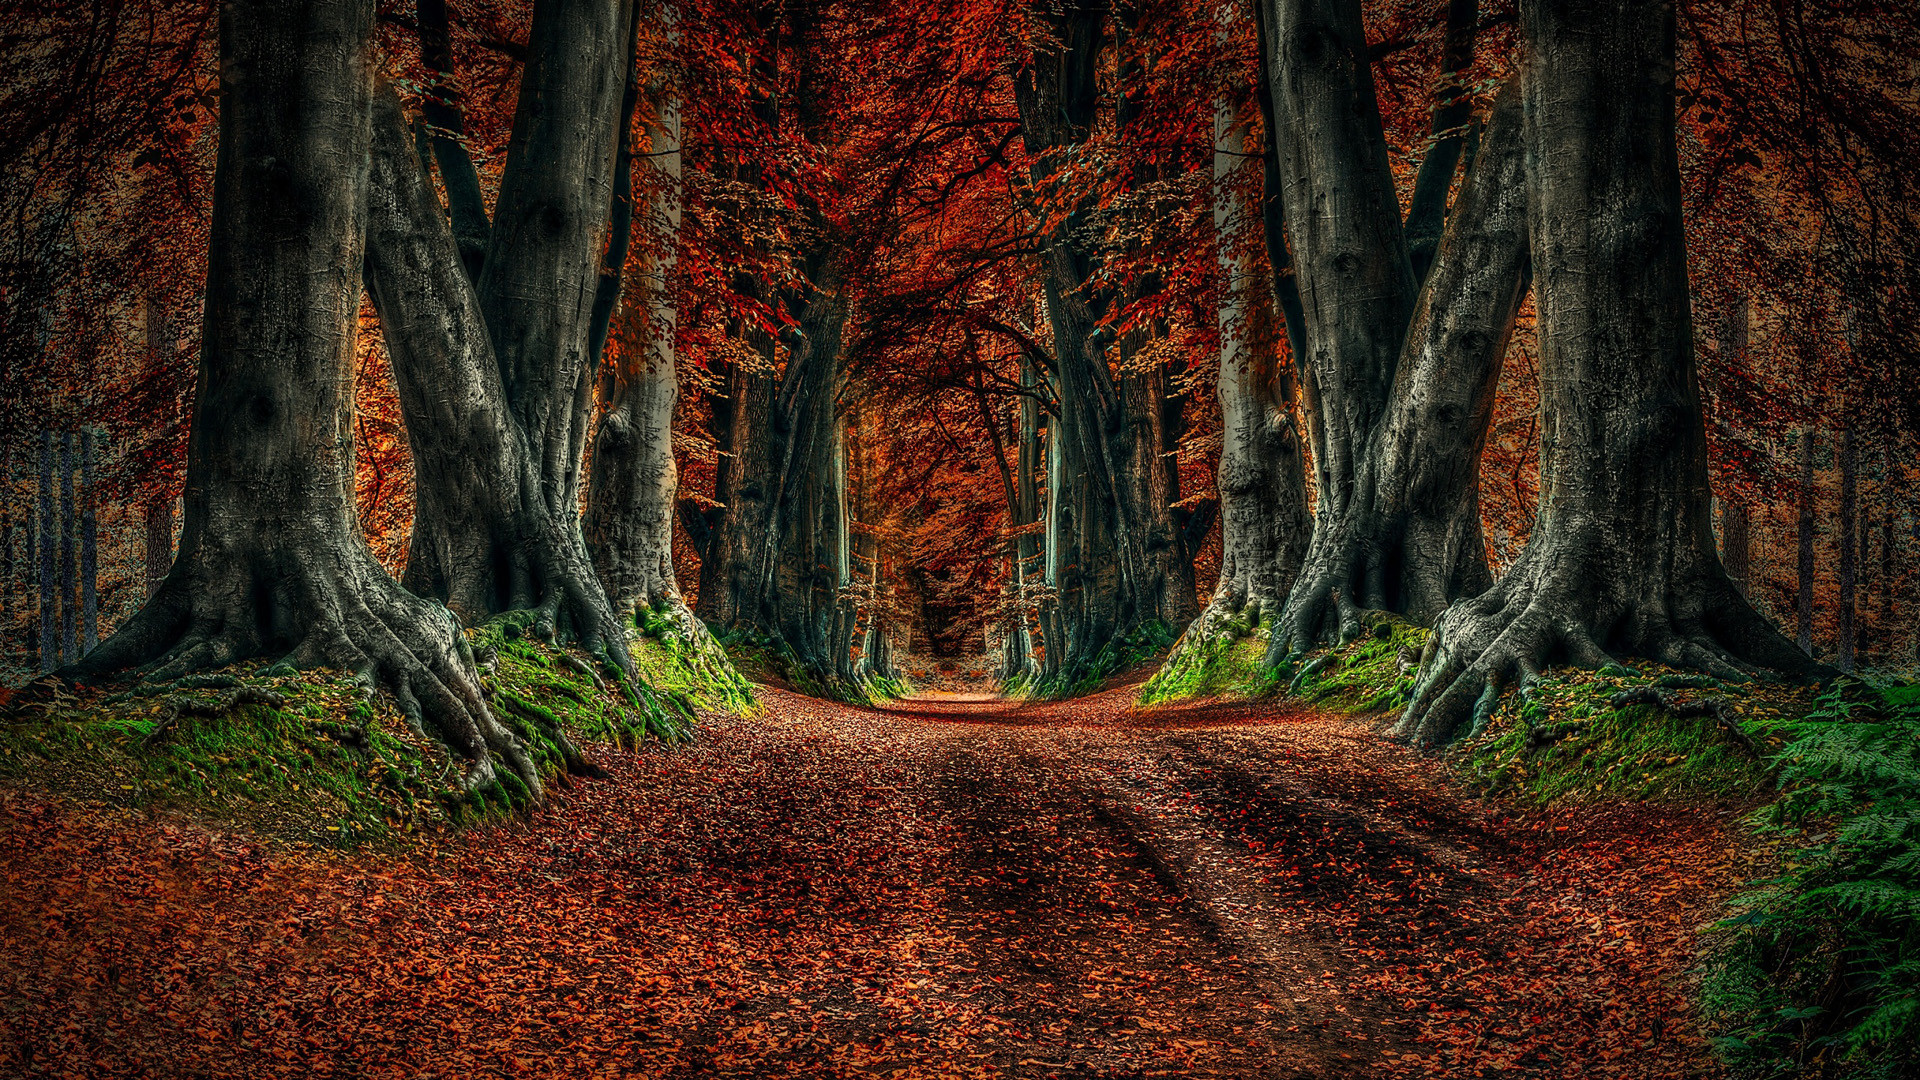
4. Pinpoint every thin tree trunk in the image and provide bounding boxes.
[1403,0,1479,284]
[1720,497,1750,598]
[81,0,539,796]
[587,10,700,634]
[80,426,95,654]
[1399,0,1820,744]
[415,0,490,279]
[1797,424,1816,654]
[37,429,53,674]
[1836,423,1856,672]
[59,430,75,666]
[1878,502,1894,668]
